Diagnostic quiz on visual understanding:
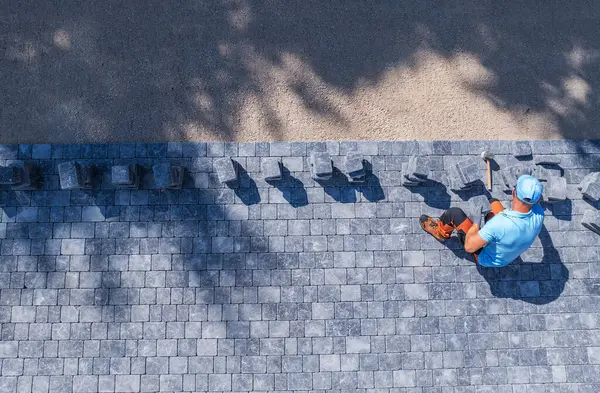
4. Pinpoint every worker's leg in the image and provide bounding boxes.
[440,207,483,260]
[420,207,482,260]
[439,207,474,243]
[420,207,473,242]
